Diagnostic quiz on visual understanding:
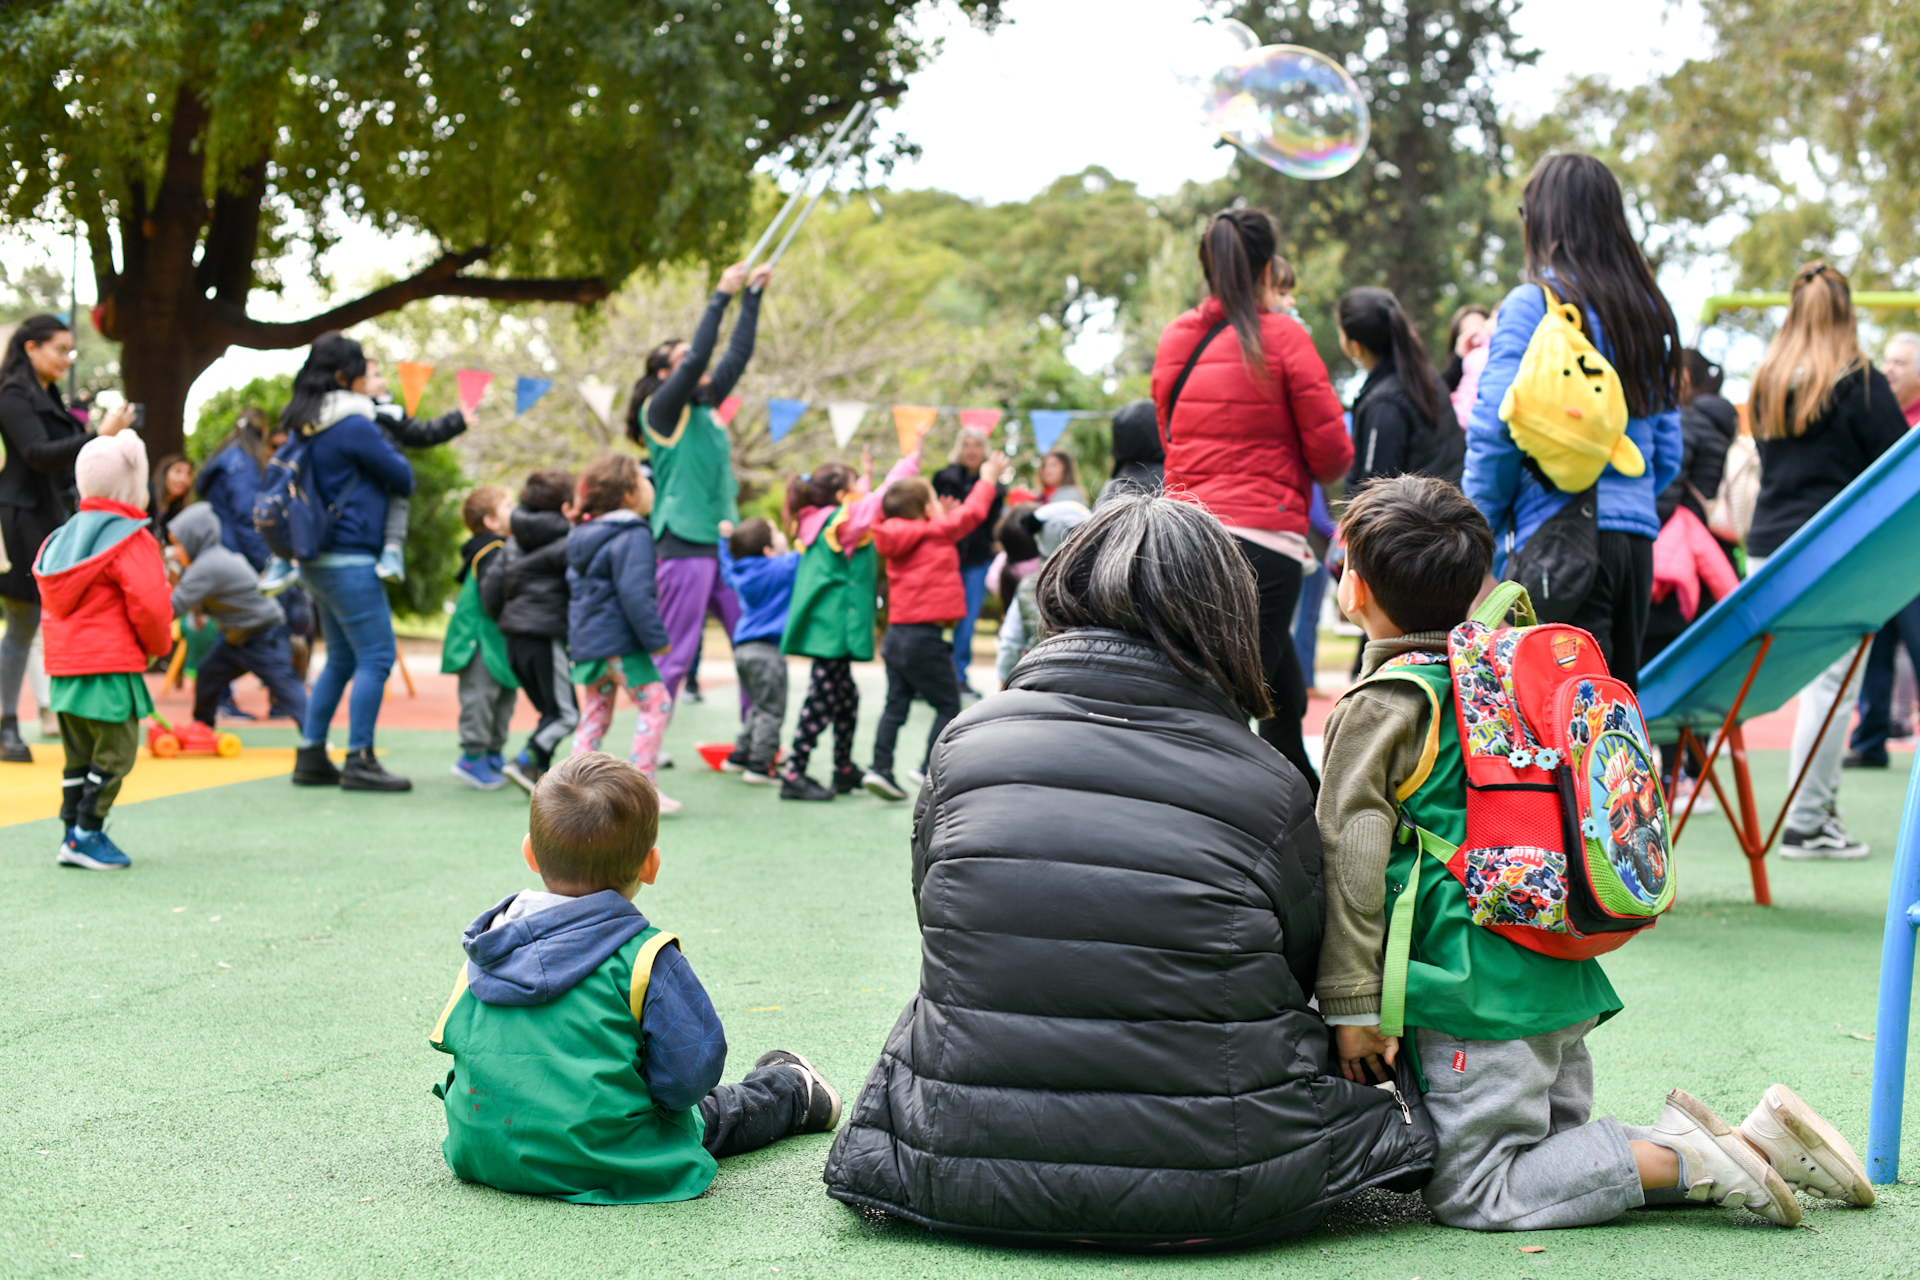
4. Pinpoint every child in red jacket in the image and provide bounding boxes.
[862,451,1008,799]
[32,433,173,870]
